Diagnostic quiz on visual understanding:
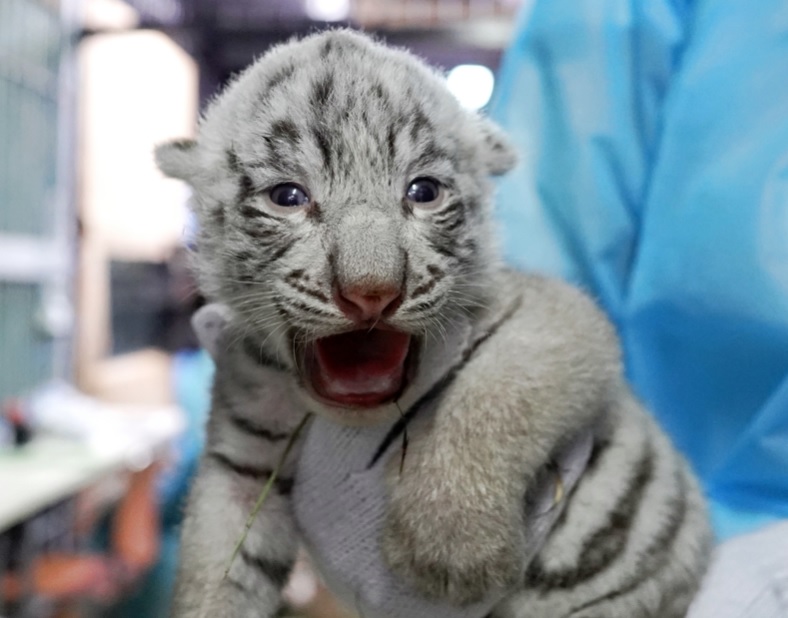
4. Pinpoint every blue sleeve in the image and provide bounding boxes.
[490,0,690,324]
[490,0,788,540]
